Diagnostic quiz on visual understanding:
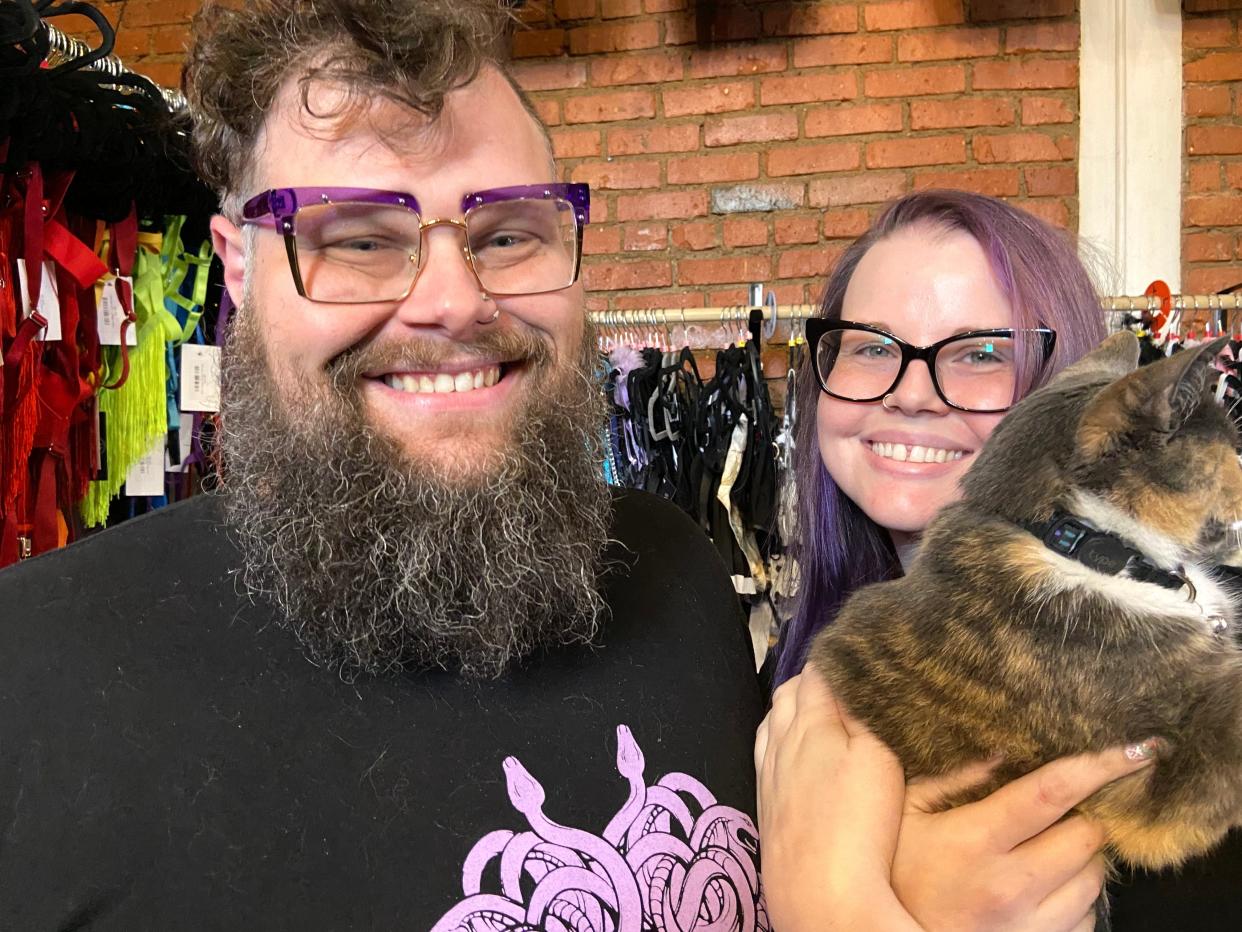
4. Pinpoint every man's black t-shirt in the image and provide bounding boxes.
[0,489,765,930]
